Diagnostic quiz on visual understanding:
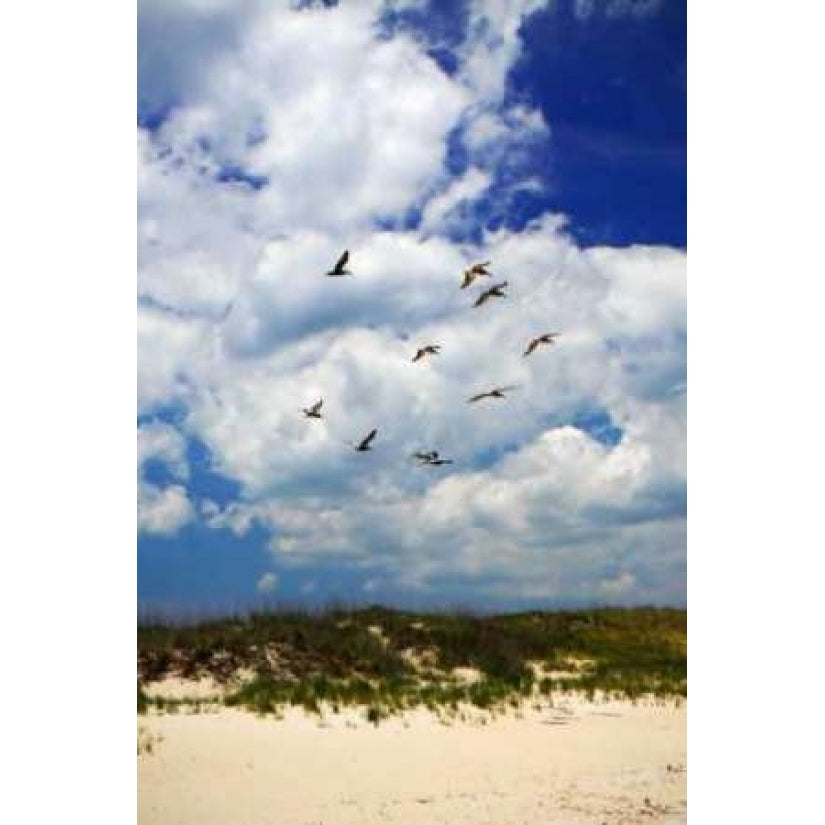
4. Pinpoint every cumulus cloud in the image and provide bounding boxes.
[137,0,685,604]
[138,483,195,535]
[256,571,279,594]
[137,422,195,534]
